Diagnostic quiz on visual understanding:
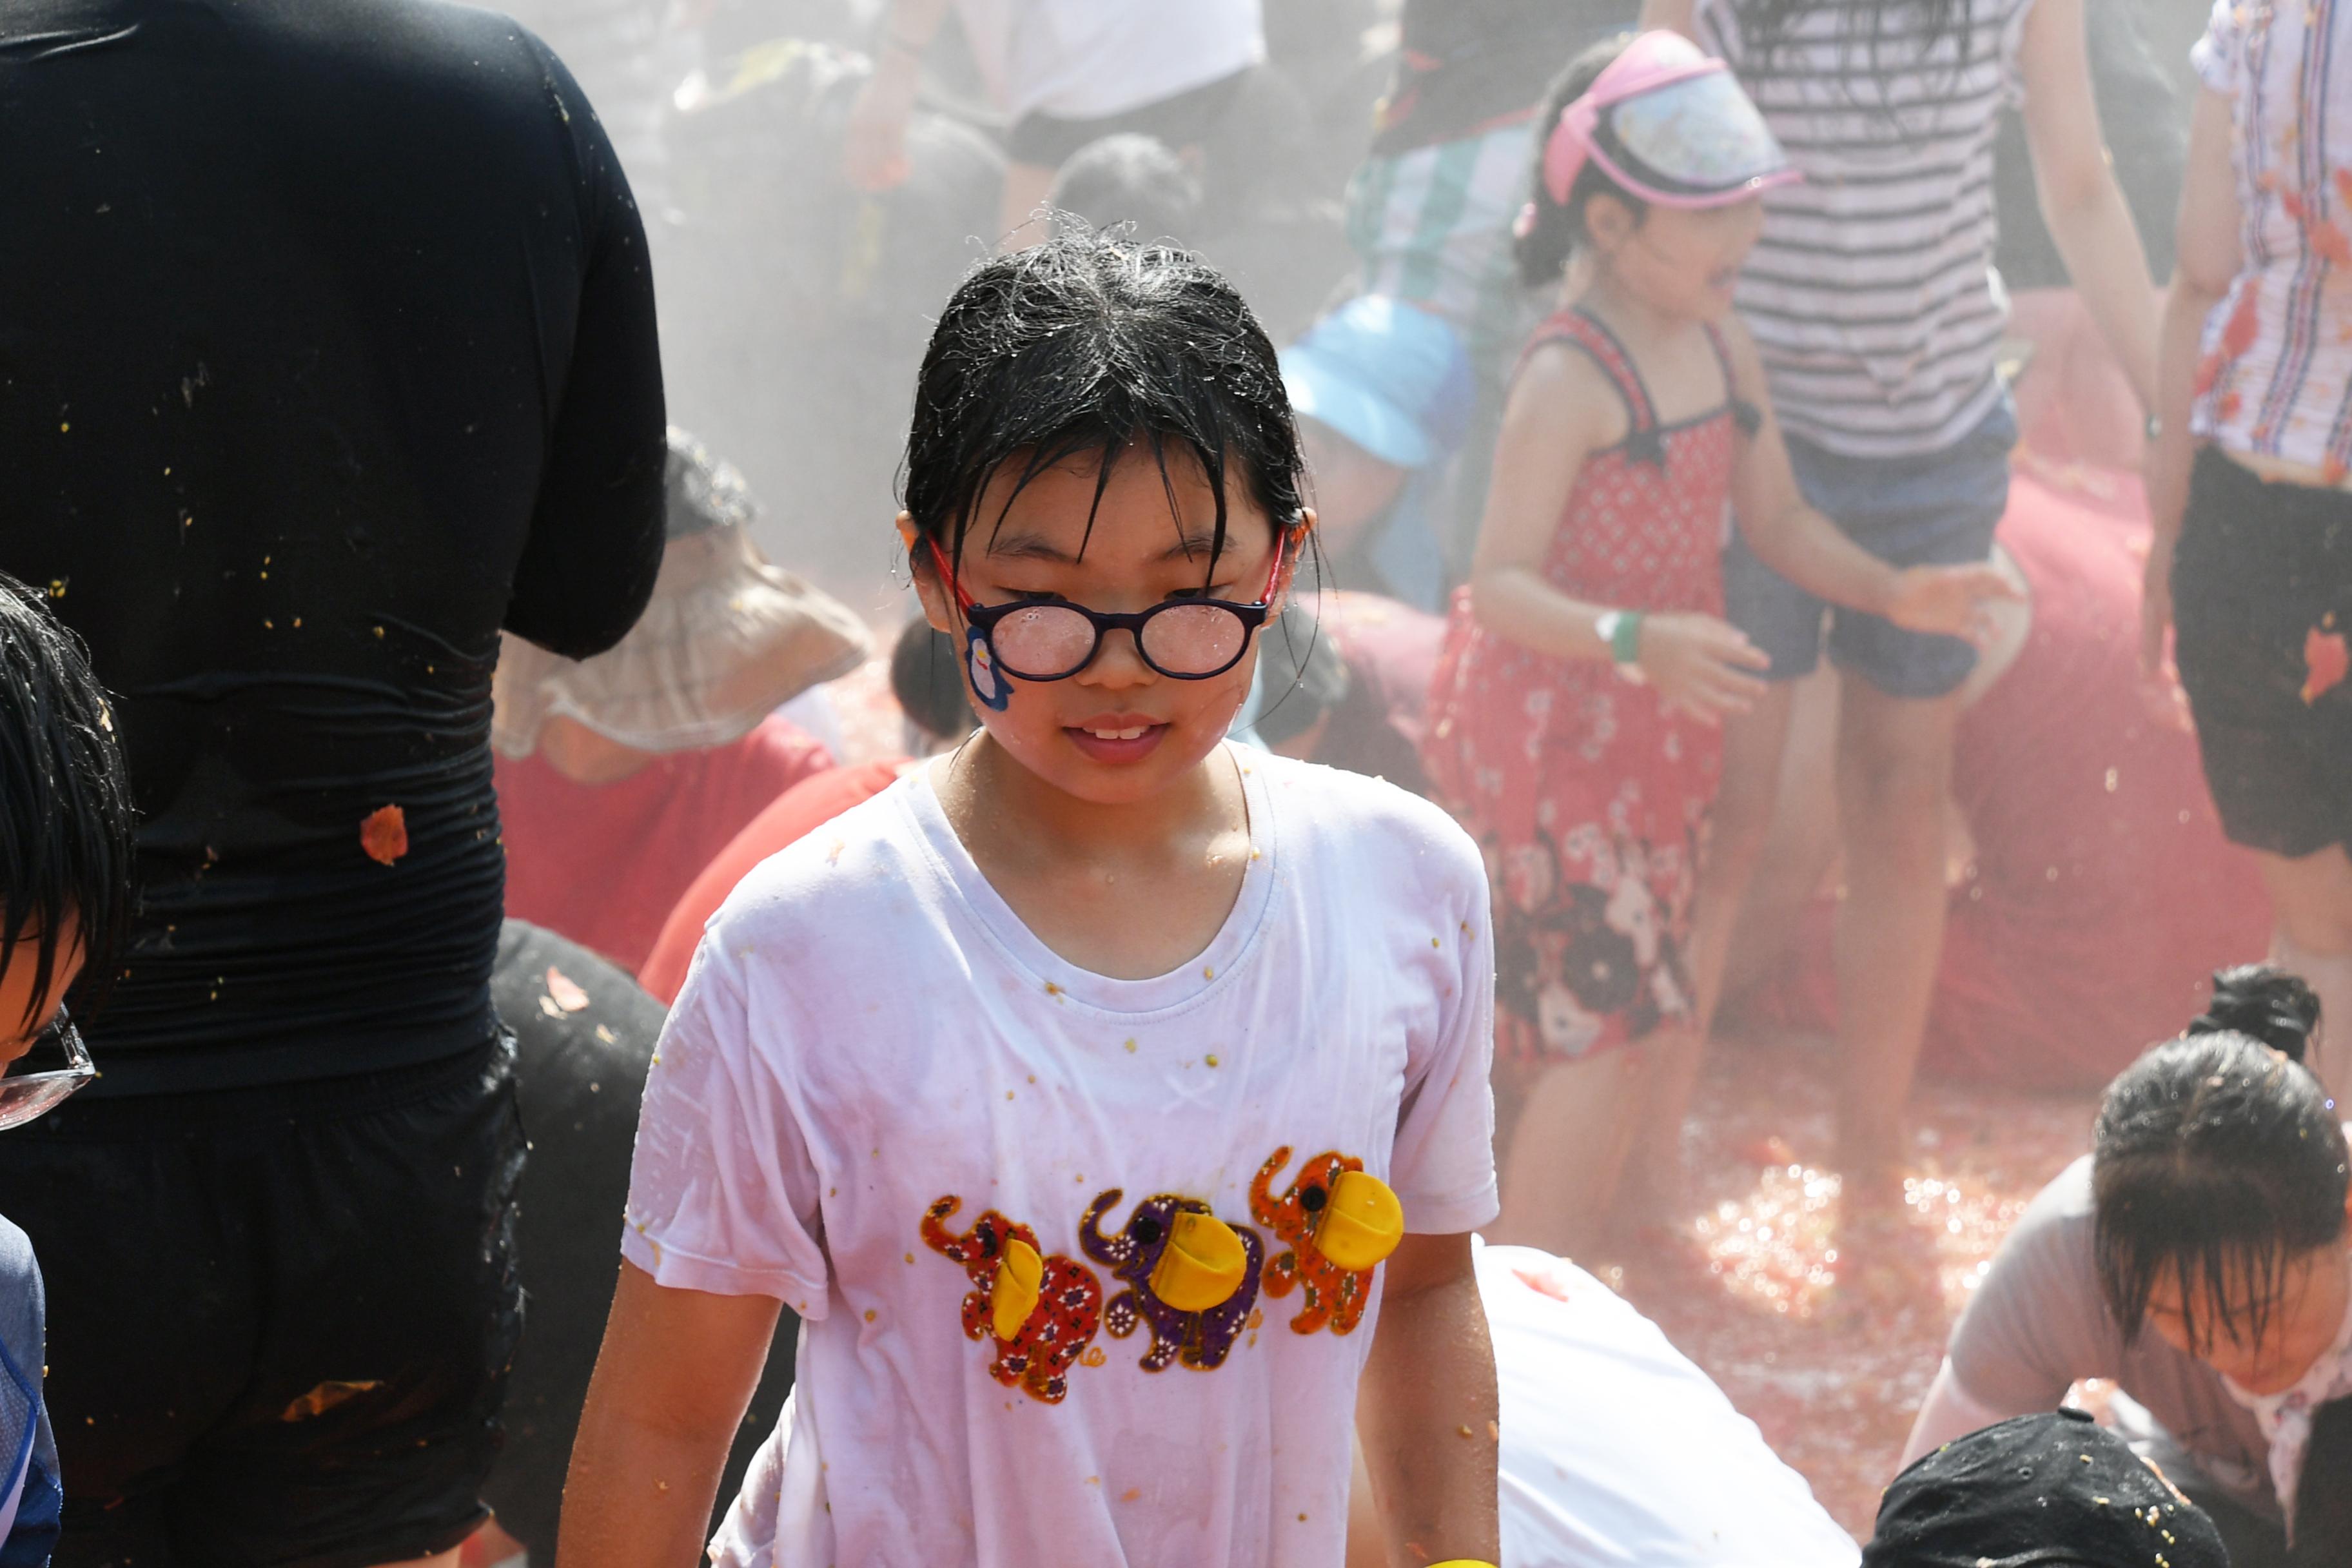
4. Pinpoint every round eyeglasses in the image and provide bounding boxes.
[928,536,1291,682]
[0,1005,95,1132]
